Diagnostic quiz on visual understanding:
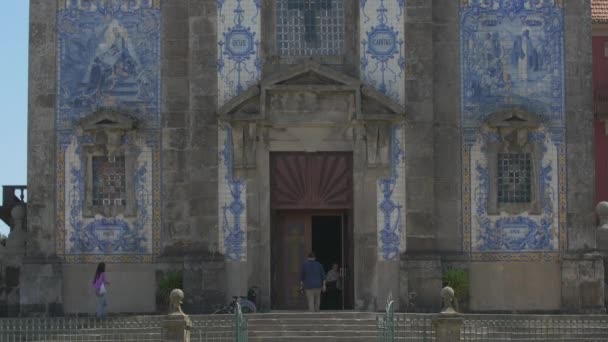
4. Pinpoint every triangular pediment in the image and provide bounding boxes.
[261,61,360,88]
[218,86,261,118]
[360,86,406,119]
[80,109,137,131]
[276,71,344,85]
[485,108,542,128]
[219,62,406,121]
